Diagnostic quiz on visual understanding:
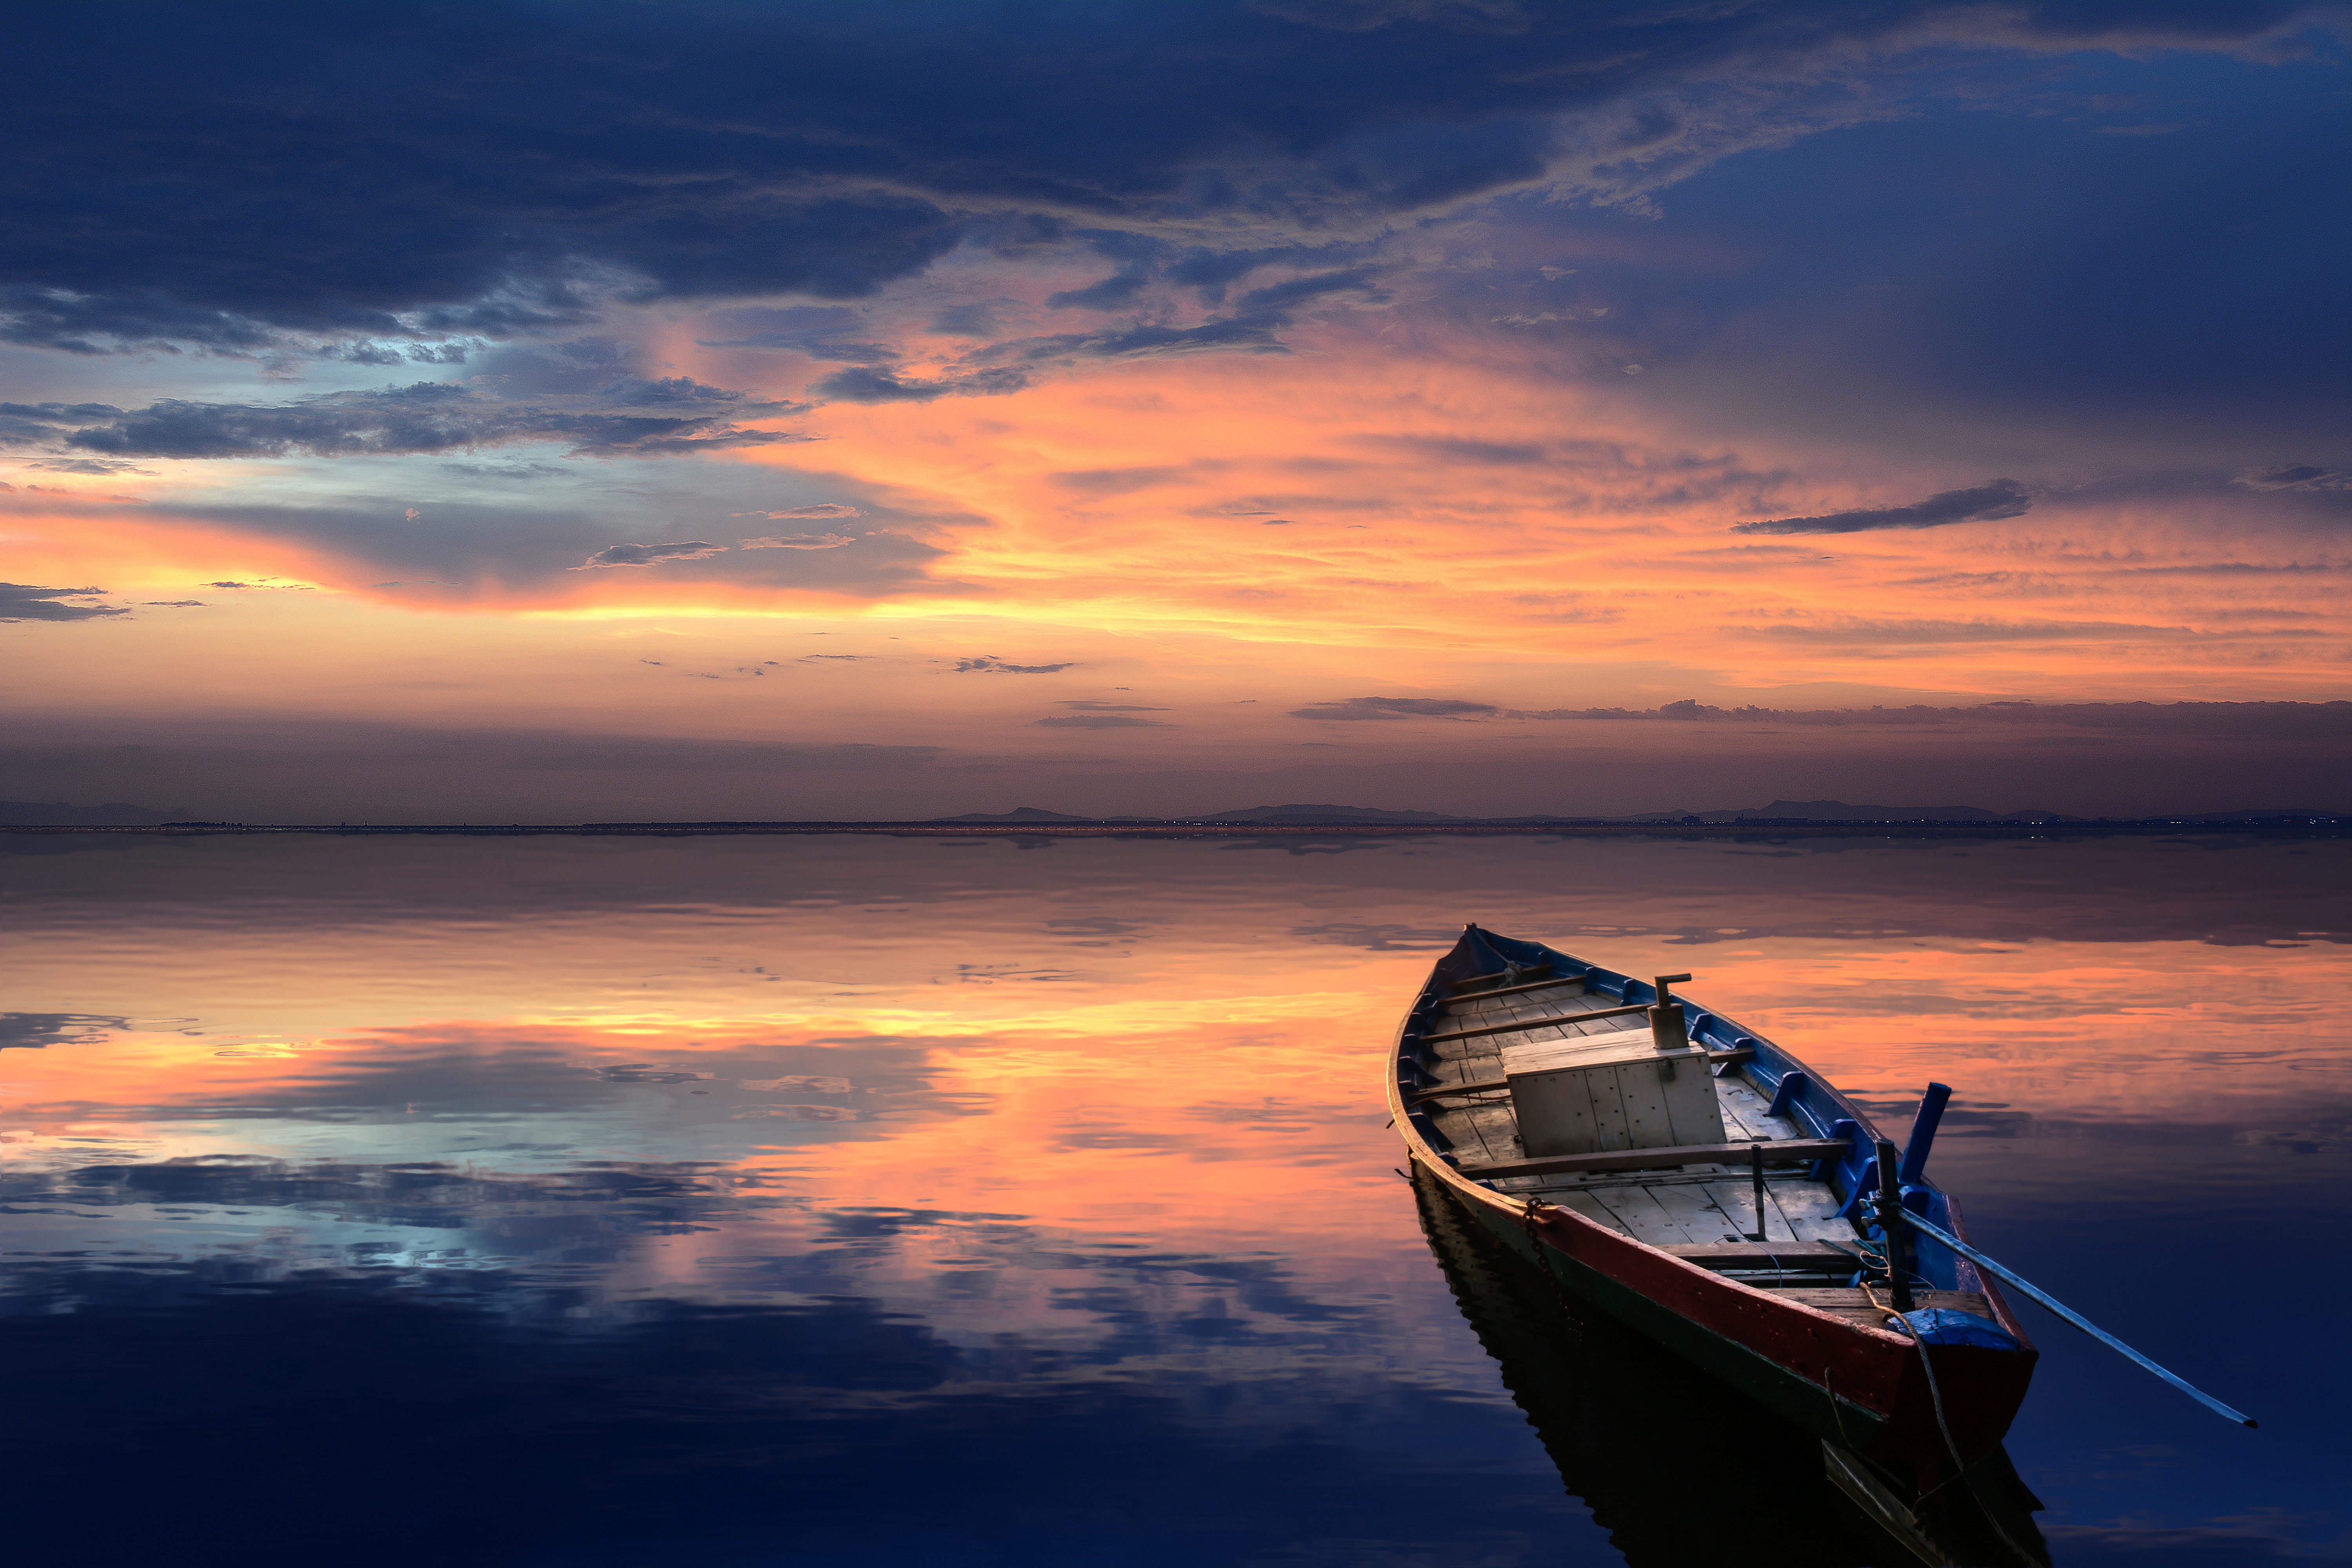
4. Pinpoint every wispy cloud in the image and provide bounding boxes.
[1731,480,2033,535]
[1744,617,2259,645]
[22,457,156,475]
[812,366,1031,405]
[4,382,809,461]
[572,541,727,570]
[736,503,863,519]
[739,533,857,550]
[1290,697,1498,720]
[0,583,127,622]
[2235,464,2348,492]
[956,656,1075,674]
[1502,699,2352,740]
